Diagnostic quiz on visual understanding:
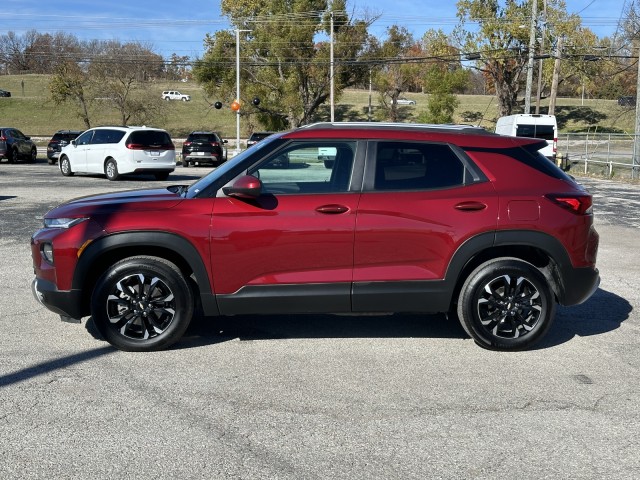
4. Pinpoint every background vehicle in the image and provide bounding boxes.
[495,114,557,160]
[58,126,175,180]
[182,131,228,167]
[0,89,10,97]
[395,98,416,105]
[46,130,83,165]
[31,122,599,353]
[161,90,190,101]
[0,127,37,163]
[247,131,275,148]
